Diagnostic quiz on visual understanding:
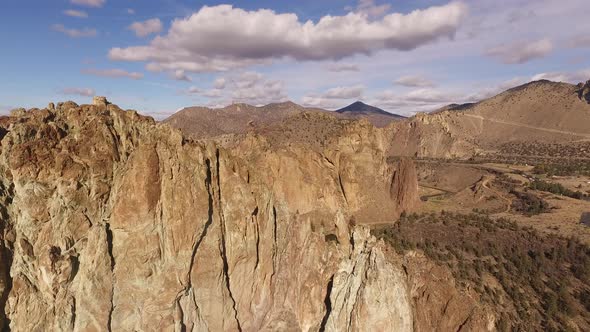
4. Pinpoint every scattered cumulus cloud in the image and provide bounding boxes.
[301,96,344,109]
[395,75,436,87]
[463,77,529,101]
[52,24,97,38]
[370,88,463,115]
[302,85,364,109]
[327,63,360,72]
[186,86,202,94]
[201,89,224,98]
[70,0,105,8]
[485,38,553,64]
[376,89,457,106]
[128,18,163,37]
[226,72,288,105]
[171,70,191,82]
[109,3,468,73]
[82,68,144,80]
[187,86,201,94]
[354,0,391,18]
[322,85,364,99]
[213,78,226,89]
[185,72,287,106]
[63,9,88,18]
[61,87,96,97]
